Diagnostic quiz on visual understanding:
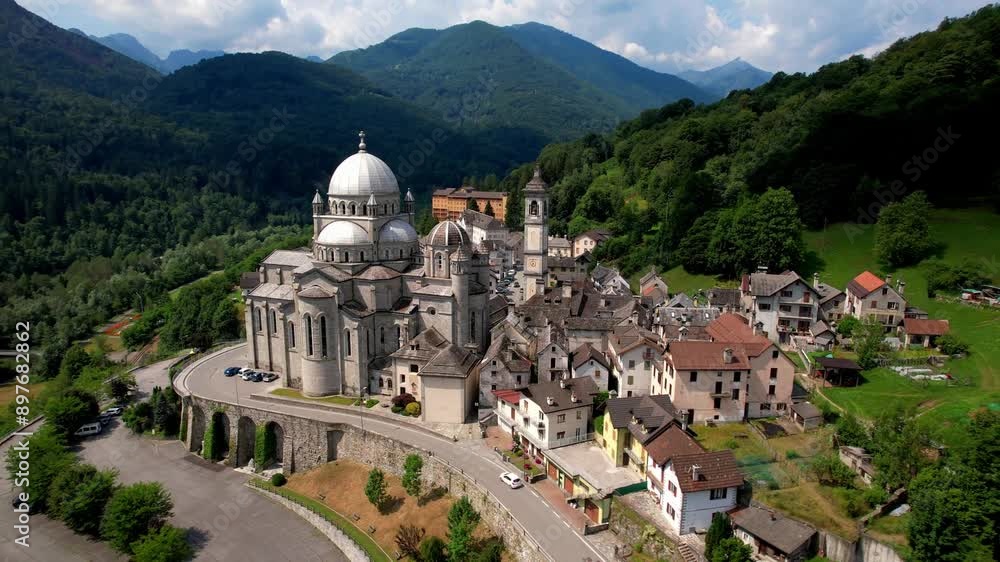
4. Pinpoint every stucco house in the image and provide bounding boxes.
[608,324,664,398]
[536,323,570,383]
[571,343,611,391]
[645,432,743,535]
[573,228,611,258]
[639,268,670,307]
[478,333,531,407]
[601,395,679,475]
[844,271,908,332]
[740,271,822,344]
[899,318,950,348]
[417,343,480,424]
[494,376,599,456]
